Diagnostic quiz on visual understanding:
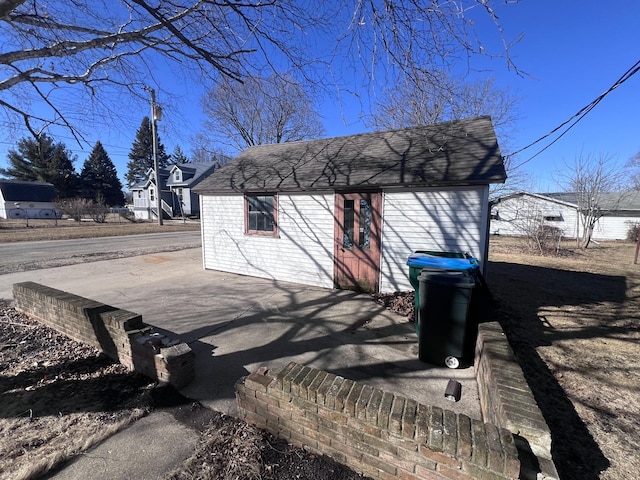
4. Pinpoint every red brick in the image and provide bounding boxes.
[378,391,394,429]
[307,370,329,402]
[437,463,474,480]
[415,463,442,479]
[419,445,461,469]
